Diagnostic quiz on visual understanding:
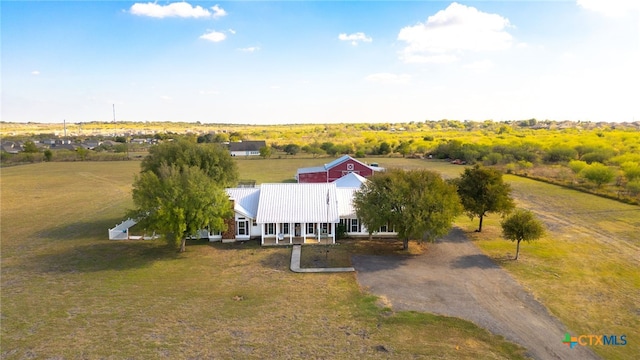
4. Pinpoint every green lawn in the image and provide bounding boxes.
[1,161,524,359]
